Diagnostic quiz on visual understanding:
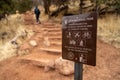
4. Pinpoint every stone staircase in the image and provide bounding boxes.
[20,21,62,70]
[19,12,68,73]
[40,22,62,54]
